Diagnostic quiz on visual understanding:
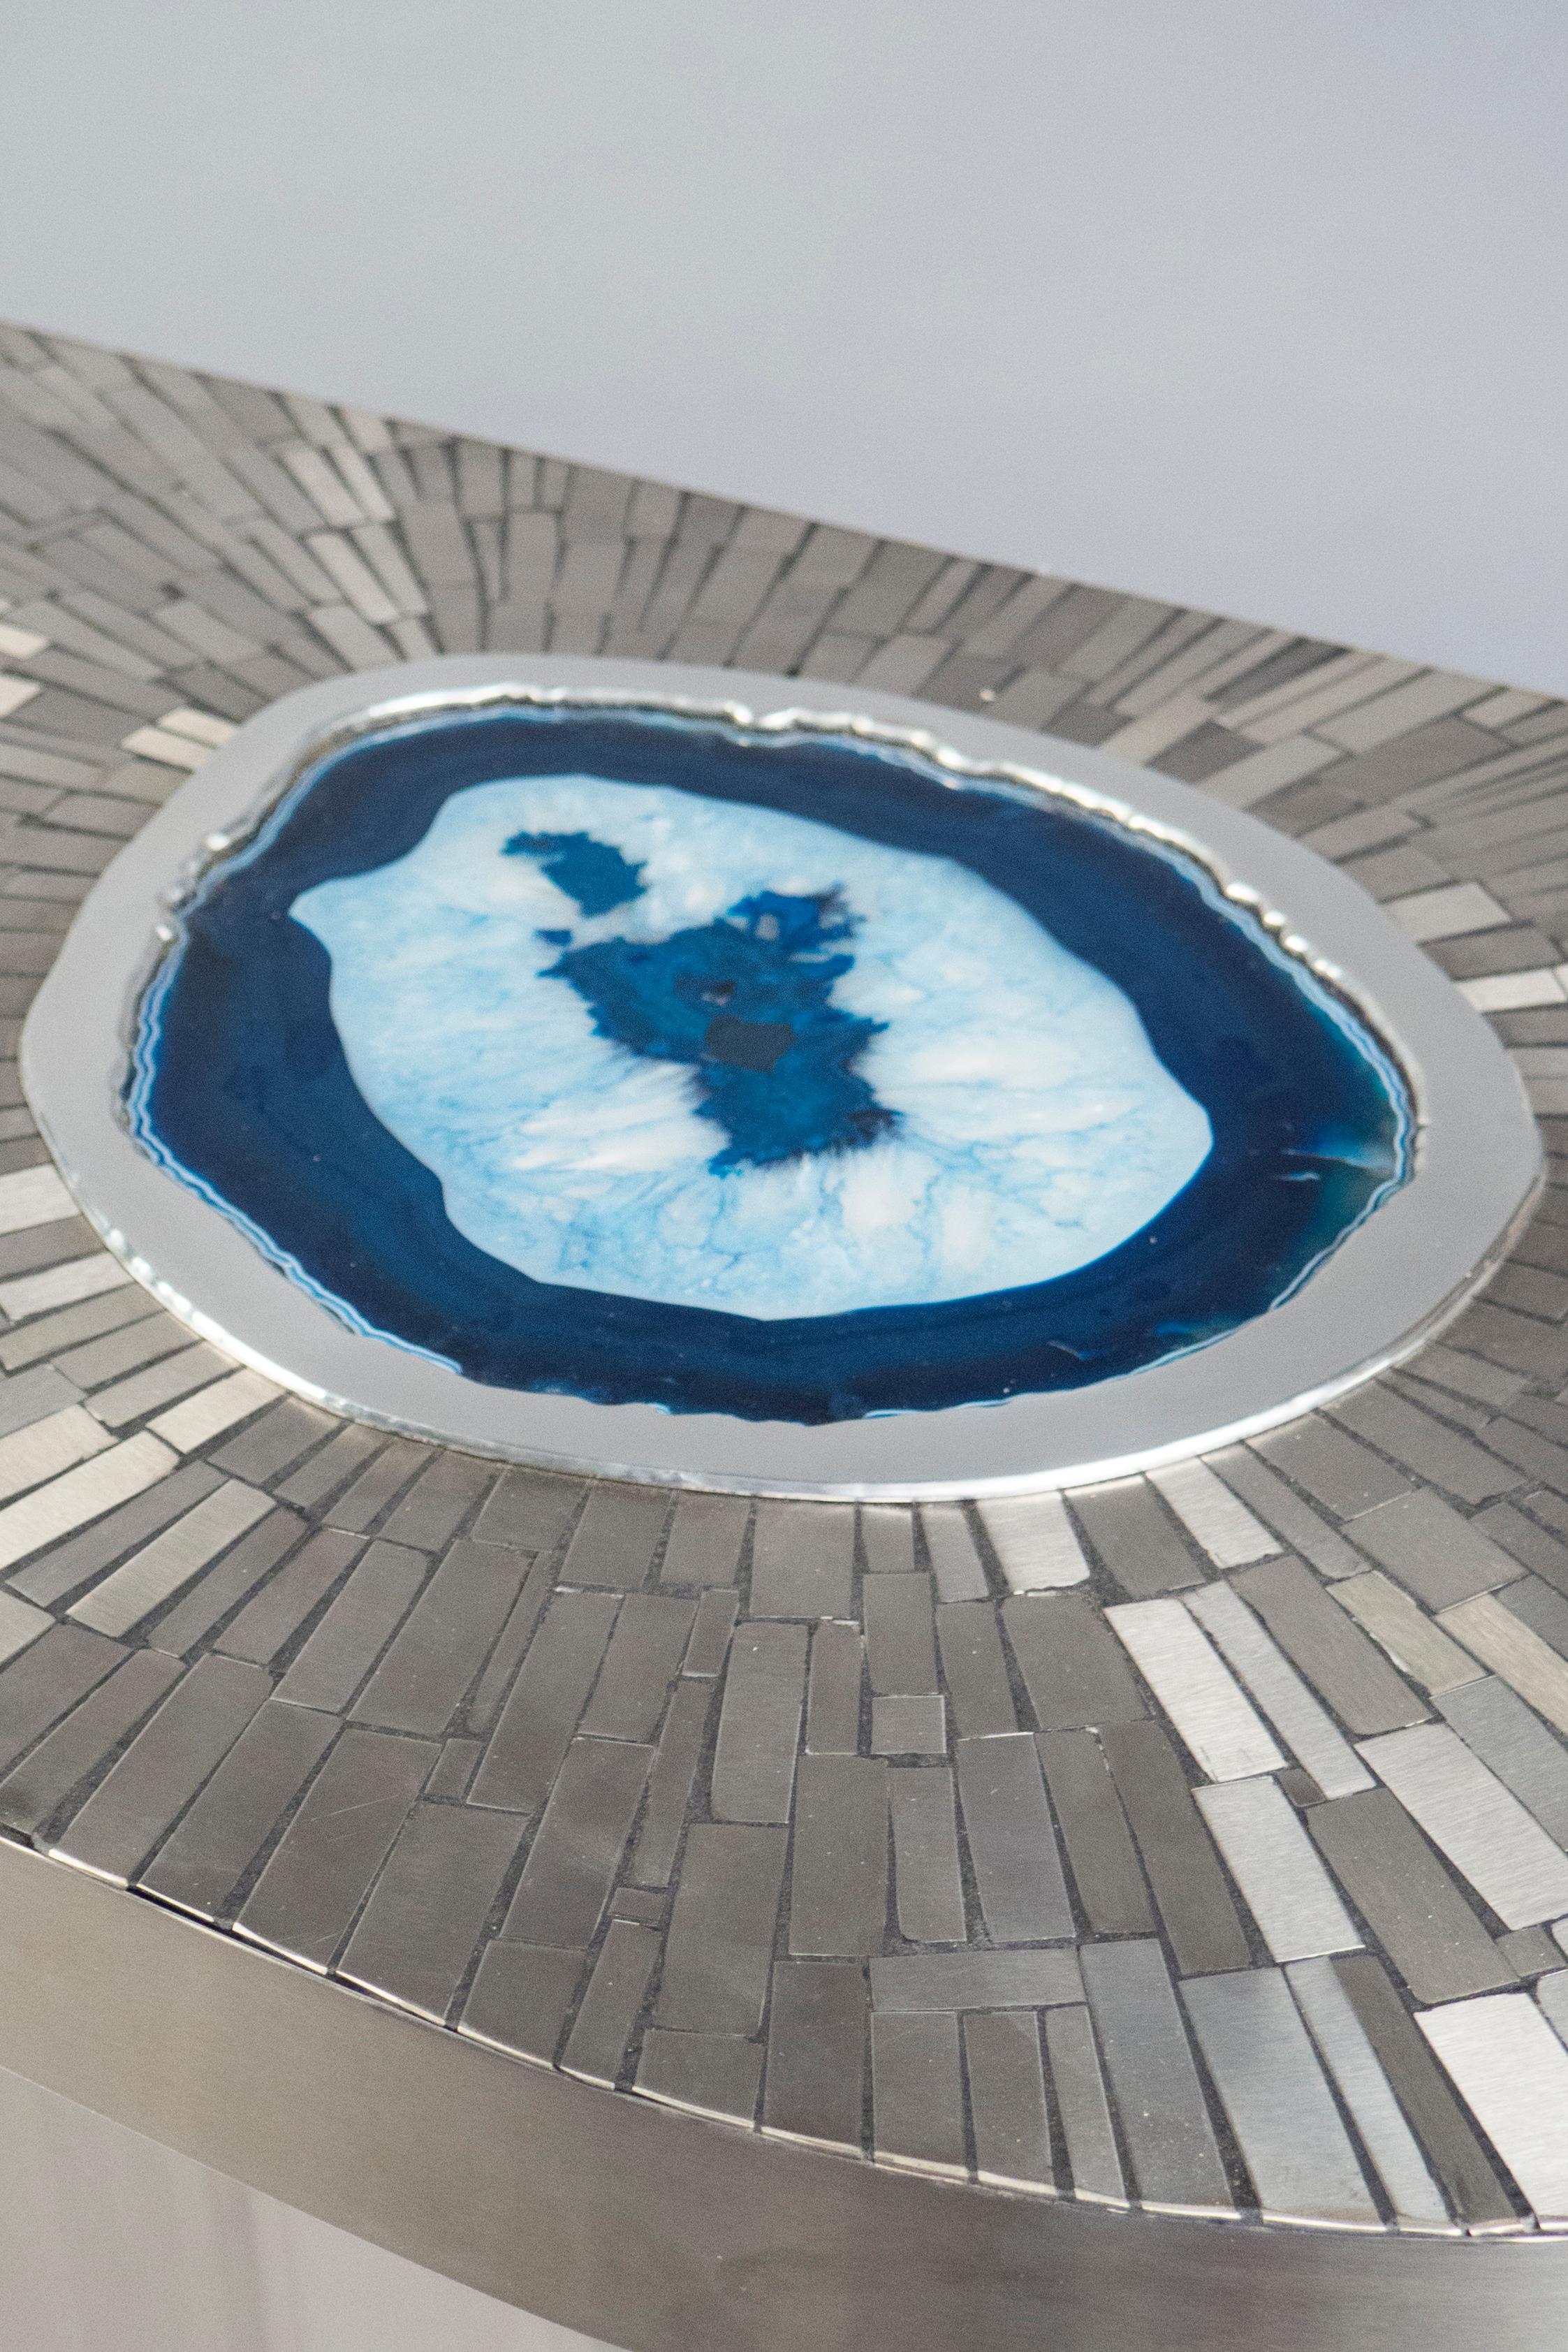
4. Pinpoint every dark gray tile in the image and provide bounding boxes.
[460,1941,583,2064]
[0,1647,181,1834]
[215,1528,361,1666]
[377,1451,494,1551]
[871,1948,1081,2010]
[53,1654,272,1885]
[561,1918,660,2084]
[138,1697,335,1918]
[657,1823,786,2034]
[580,1592,696,1741]
[503,1736,652,1947]
[1252,1417,1412,1519]
[1206,1445,1373,1579]
[559,1482,668,1590]
[804,1616,862,1753]
[468,1588,620,1813]
[682,1587,738,1678]
[1495,1924,1562,1977]
[629,1677,715,1885]
[637,2030,763,2126]
[763,1959,867,2152]
[325,1437,432,1533]
[1438,1675,1568,1846]
[870,1693,945,1755]
[275,1423,384,1511]
[0,1621,126,1774]
[965,2010,1055,2192]
[1080,1940,1232,2214]
[935,1600,1017,1736]
[1004,1593,1144,1730]
[860,1505,916,1576]
[1500,1572,1568,1659]
[466,1555,552,1731]
[659,1492,747,1586]
[208,1397,337,1484]
[1037,1728,1155,1936]
[789,1753,888,1957]
[1347,1488,1521,1607]
[750,1500,853,1618]
[710,1620,806,1823]
[1327,1386,1516,1505]
[889,1767,965,1944]
[863,1572,937,1694]
[1231,1557,1425,1735]
[1070,1480,1199,1598]
[871,2012,965,2175]
[151,1507,307,1656]
[274,1539,426,1711]
[1307,1788,1516,2003]
[608,1884,665,1925]
[338,1800,523,2021]
[353,1538,533,1735]
[1099,1720,1251,1975]
[1045,2005,1126,2204]
[1333,1952,1515,2226]
[236,1728,437,1968]
[955,1733,1073,1942]
[426,1736,481,1799]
